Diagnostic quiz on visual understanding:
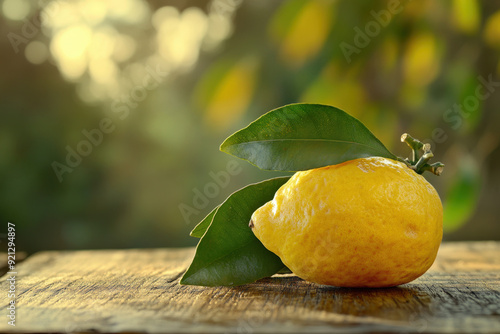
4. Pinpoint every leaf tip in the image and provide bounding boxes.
[219,138,230,153]
[179,271,192,285]
[189,226,203,238]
